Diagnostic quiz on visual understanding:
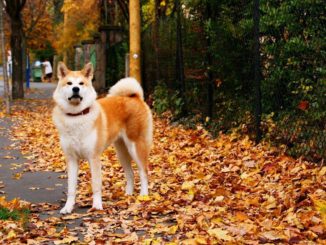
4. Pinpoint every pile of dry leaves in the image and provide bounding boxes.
[1,99,325,244]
